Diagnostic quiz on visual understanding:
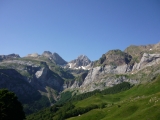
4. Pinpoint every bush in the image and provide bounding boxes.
[0,89,25,120]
